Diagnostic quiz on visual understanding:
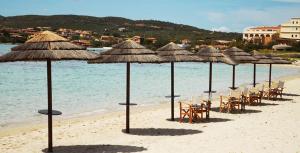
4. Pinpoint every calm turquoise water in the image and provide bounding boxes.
[0,44,299,126]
